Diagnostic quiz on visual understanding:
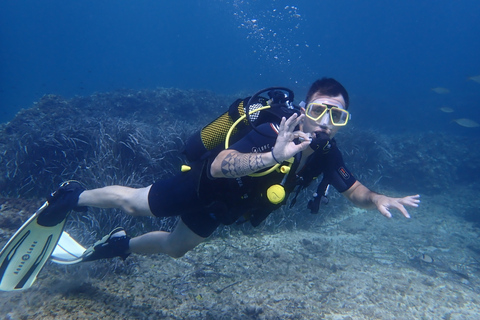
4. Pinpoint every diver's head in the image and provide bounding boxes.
[301,94,349,138]
[301,78,350,139]
[305,77,350,110]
